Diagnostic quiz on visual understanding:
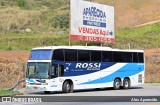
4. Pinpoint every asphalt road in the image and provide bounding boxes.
[25,84,160,96]
[1,84,160,105]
